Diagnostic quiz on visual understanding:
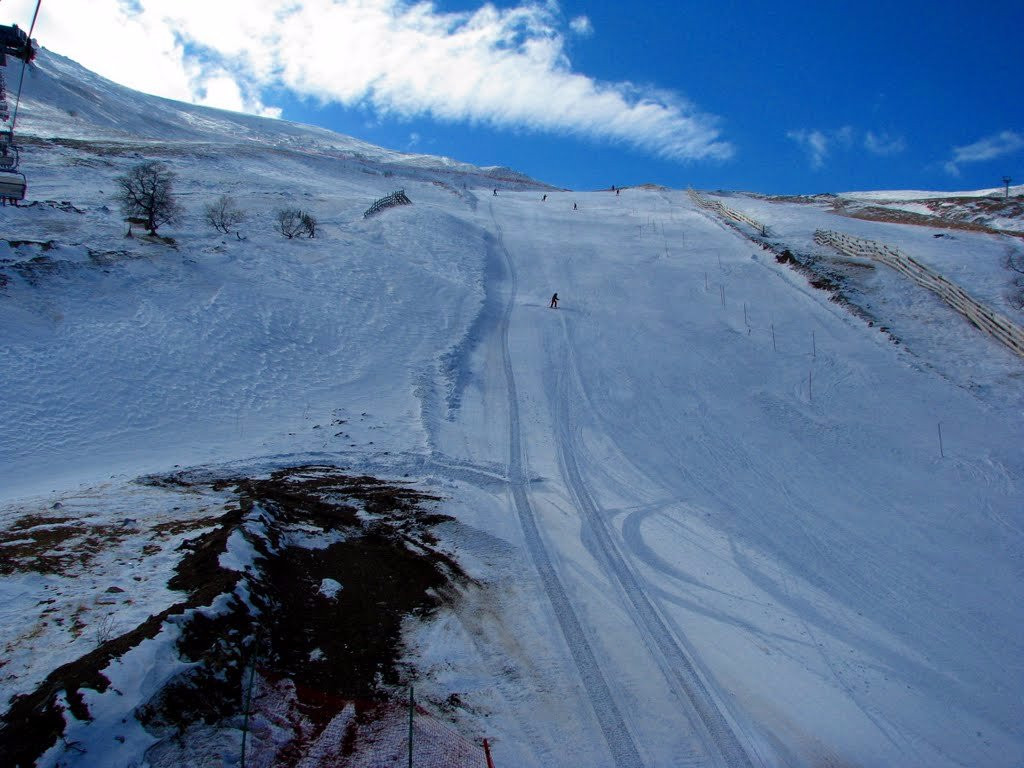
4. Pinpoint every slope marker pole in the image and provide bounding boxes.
[408,685,414,768]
